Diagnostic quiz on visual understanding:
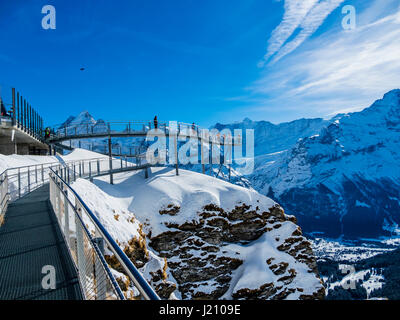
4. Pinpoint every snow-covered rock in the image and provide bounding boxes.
[72,167,325,300]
